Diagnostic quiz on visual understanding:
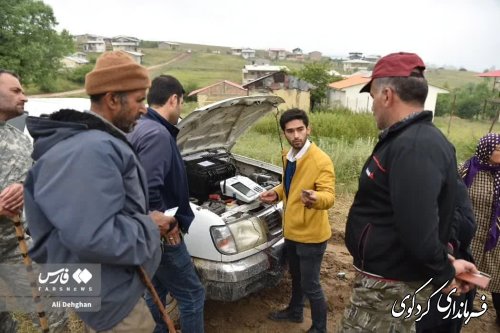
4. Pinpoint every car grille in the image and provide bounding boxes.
[261,210,282,241]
